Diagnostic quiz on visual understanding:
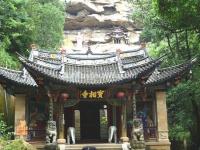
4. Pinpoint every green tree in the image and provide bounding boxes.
[0,0,33,53]
[27,0,65,50]
[0,114,12,140]
[0,0,33,69]
[130,0,200,149]
[0,0,65,69]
